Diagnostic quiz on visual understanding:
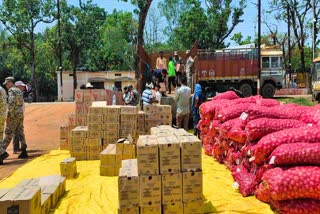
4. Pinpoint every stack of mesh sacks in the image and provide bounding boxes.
[118,126,203,214]
[199,91,320,214]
